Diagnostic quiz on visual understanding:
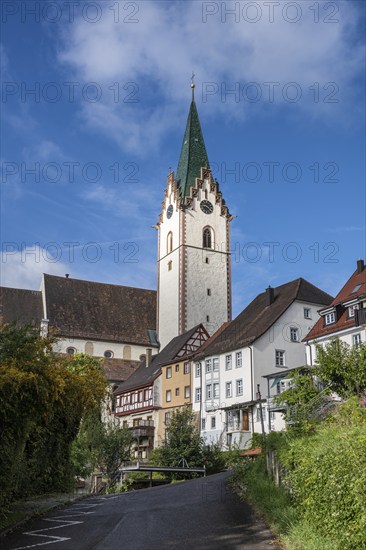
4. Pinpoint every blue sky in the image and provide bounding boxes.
[1,0,365,316]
